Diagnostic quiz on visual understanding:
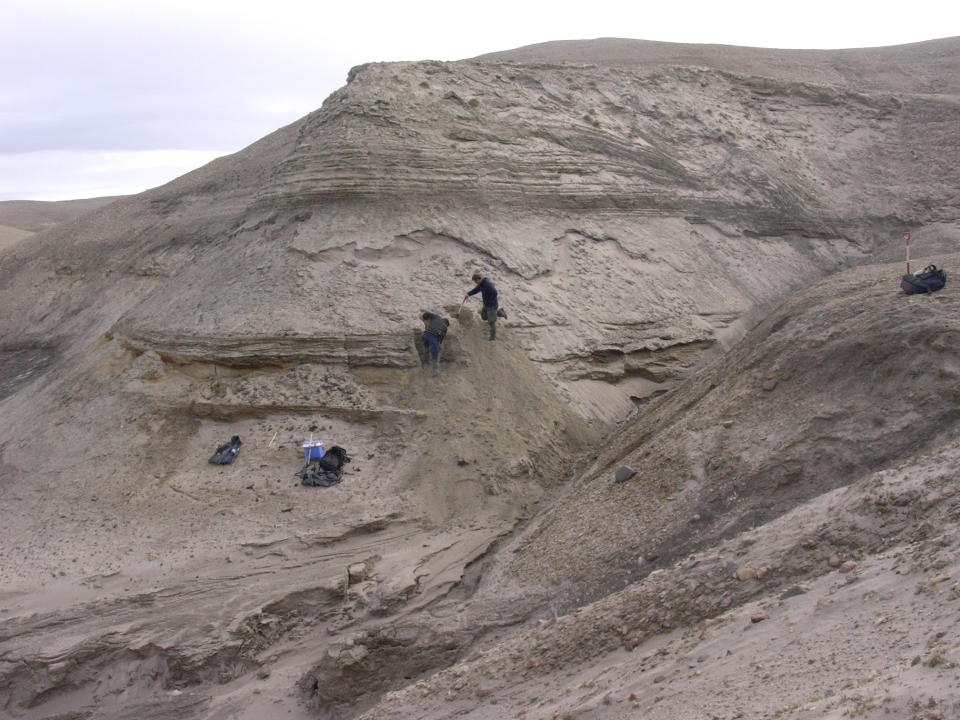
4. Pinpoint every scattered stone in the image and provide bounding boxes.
[828,554,843,568]
[348,563,367,584]
[839,561,858,574]
[735,567,758,582]
[615,466,637,483]
[779,585,808,600]
[127,350,166,381]
[256,668,271,679]
[750,612,768,623]
[624,638,640,651]
[762,379,778,392]
[722,420,734,428]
